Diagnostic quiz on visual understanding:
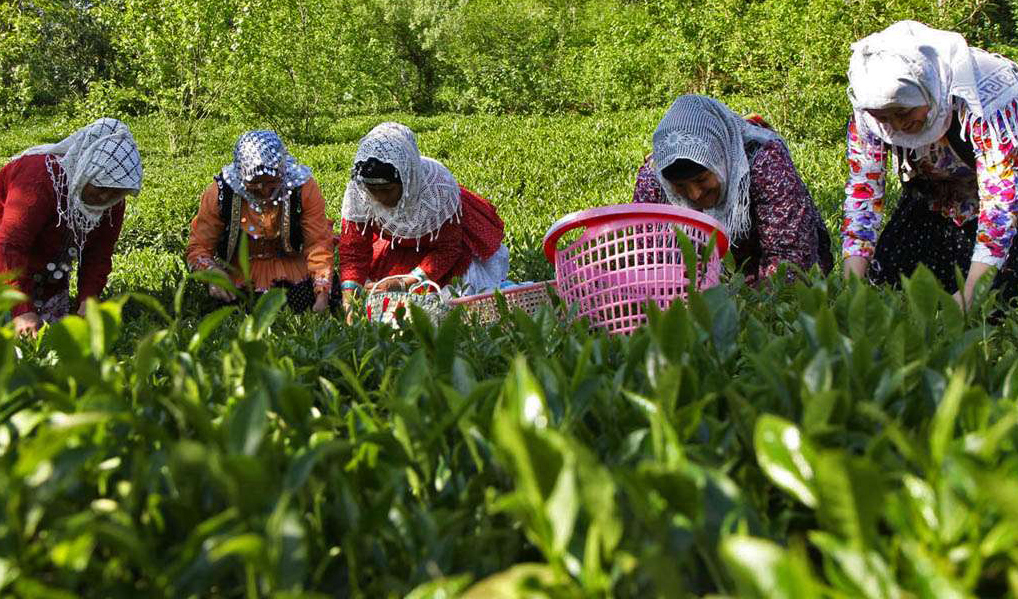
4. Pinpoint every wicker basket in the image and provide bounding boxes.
[448,281,557,324]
